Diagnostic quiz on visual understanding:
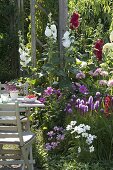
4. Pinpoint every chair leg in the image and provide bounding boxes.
[21,147,31,170]
[22,163,25,170]
[29,146,34,170]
